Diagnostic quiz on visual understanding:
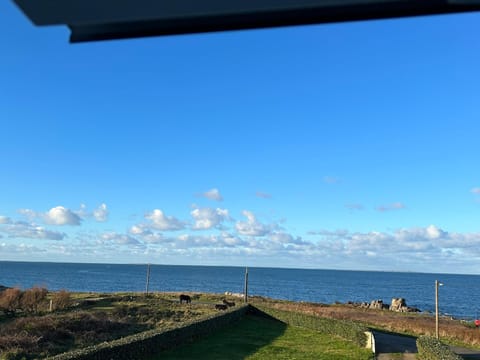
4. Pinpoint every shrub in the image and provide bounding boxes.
[112,304,130,318]
[0,332,42,355]
[1,349,28,360]
[53,290,71,311]
[0,288,23,315]
[416,336,462,360]
[21,286,48,313]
